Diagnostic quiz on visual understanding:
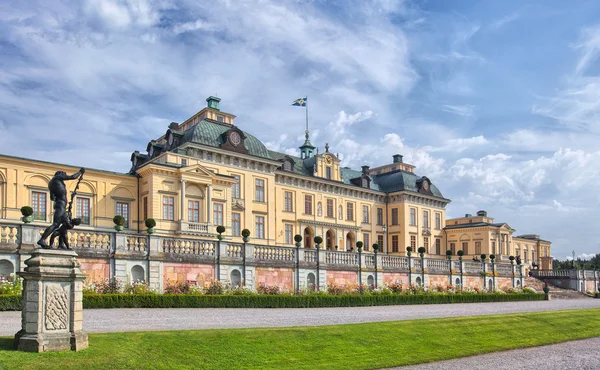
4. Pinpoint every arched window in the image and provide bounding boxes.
[367,275,374,287]
[415,276,422,287]
[0,259,14,279]
[131,265,145,282]
[307,273,316,291]
[230,270,242,287]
